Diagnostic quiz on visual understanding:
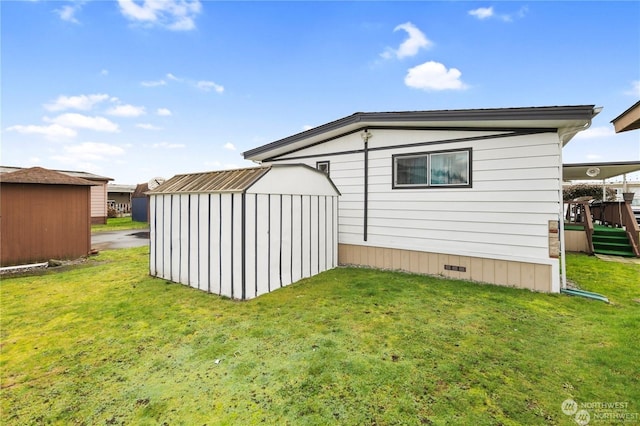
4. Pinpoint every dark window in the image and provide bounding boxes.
[393,148,471,189]
[316,161,330,175]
